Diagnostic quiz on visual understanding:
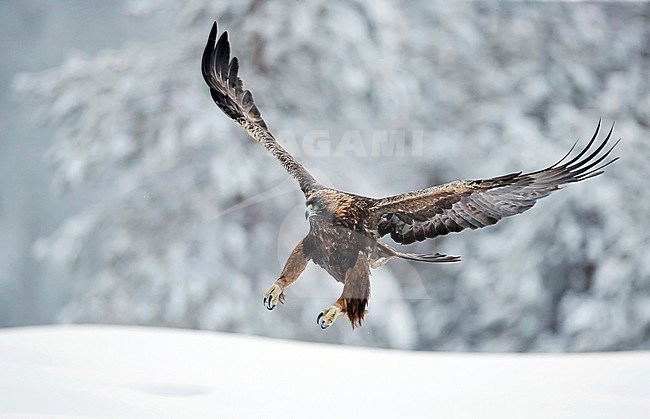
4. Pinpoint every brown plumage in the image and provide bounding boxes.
[201,22,620,329]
